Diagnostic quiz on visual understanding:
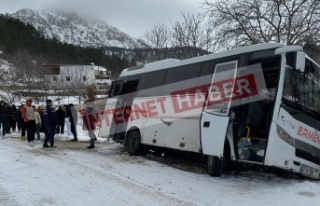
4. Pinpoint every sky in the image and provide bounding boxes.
[0,0,206,38]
